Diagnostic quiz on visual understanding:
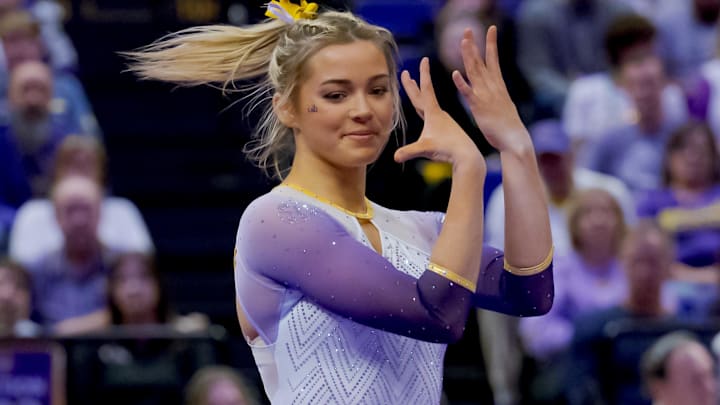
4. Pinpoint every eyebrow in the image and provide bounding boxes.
[320,74,390,86]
